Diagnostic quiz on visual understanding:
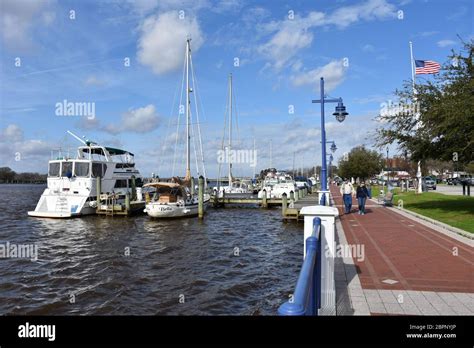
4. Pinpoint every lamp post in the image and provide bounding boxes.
[386,147,389,188]
[312,77,348,206]
[327,154,334,180]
